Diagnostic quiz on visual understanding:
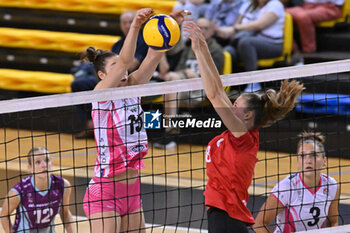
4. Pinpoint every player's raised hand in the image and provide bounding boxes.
[134,8,154,26]
[170,9,192,25]
[183,21,206,52]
